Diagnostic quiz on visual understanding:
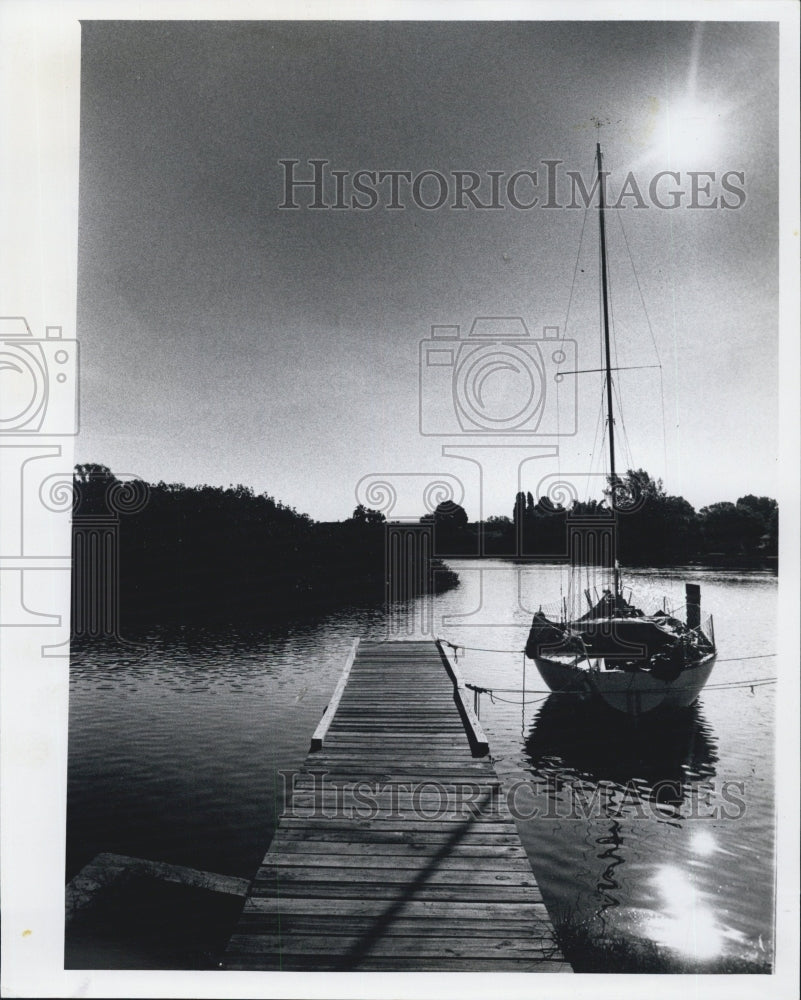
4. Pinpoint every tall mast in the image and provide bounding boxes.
[596,141,620,601]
